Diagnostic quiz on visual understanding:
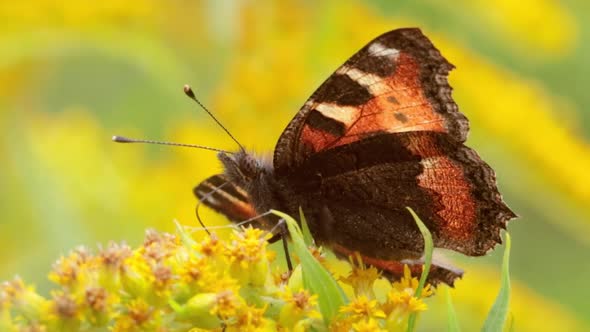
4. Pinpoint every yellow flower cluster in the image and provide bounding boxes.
[335,258,432,332]
[0,224,432,331]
